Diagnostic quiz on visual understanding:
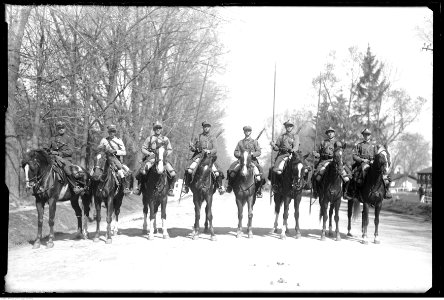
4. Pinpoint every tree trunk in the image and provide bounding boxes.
[6,7,32,201]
